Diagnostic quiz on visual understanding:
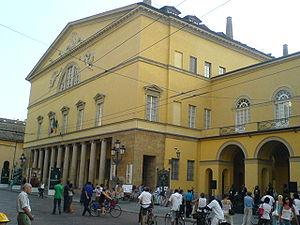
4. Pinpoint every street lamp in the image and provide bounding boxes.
[111,140,126,180]
[20,153,27,167]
